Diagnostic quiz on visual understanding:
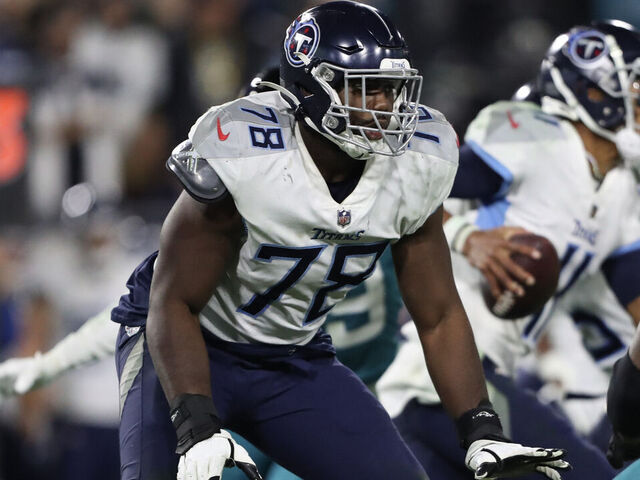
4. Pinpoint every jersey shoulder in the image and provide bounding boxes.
[465,100,569,146]
[464,100,581,173]
[407,104,459,166]
[189,91,296,160]
[394,106,459,236]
